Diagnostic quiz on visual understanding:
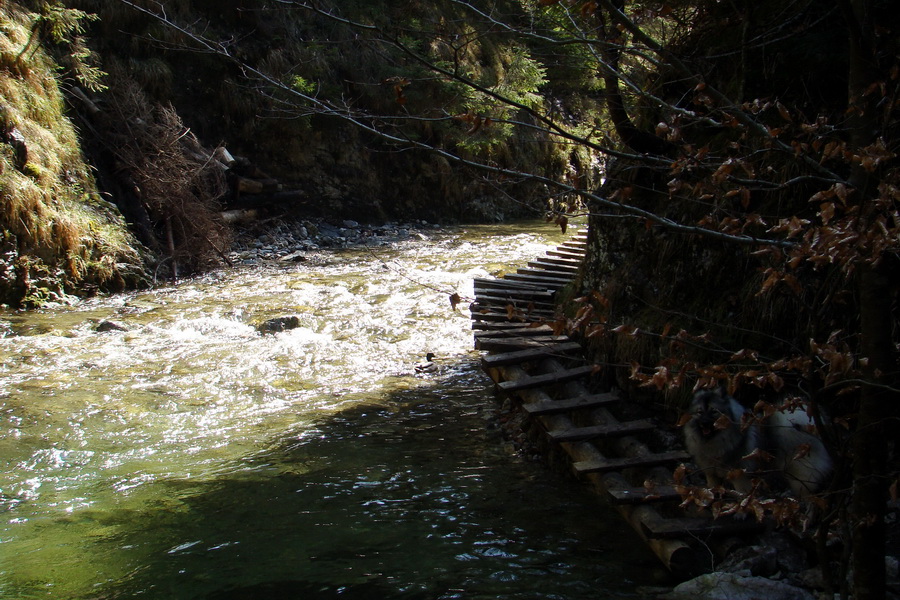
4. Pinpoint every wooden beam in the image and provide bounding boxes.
[503,274,569,288]
[527,259,580,273]
[514,267,574,279]
[473,277,549,290]
[640,516,764,540]
[474,294,556,308]
[572,451,691,474]
[607,486,682,505]
[475,280,555,302]
[470,303,555,316]
[561,241,587,250]
[548,420,655,443]
[546,249,585,260]
[481,342,583,368]
[475,336,570,351]
[497,365,595,392]
[532,255,583,267]
[522,393,620,415]
[475,324,557,337]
